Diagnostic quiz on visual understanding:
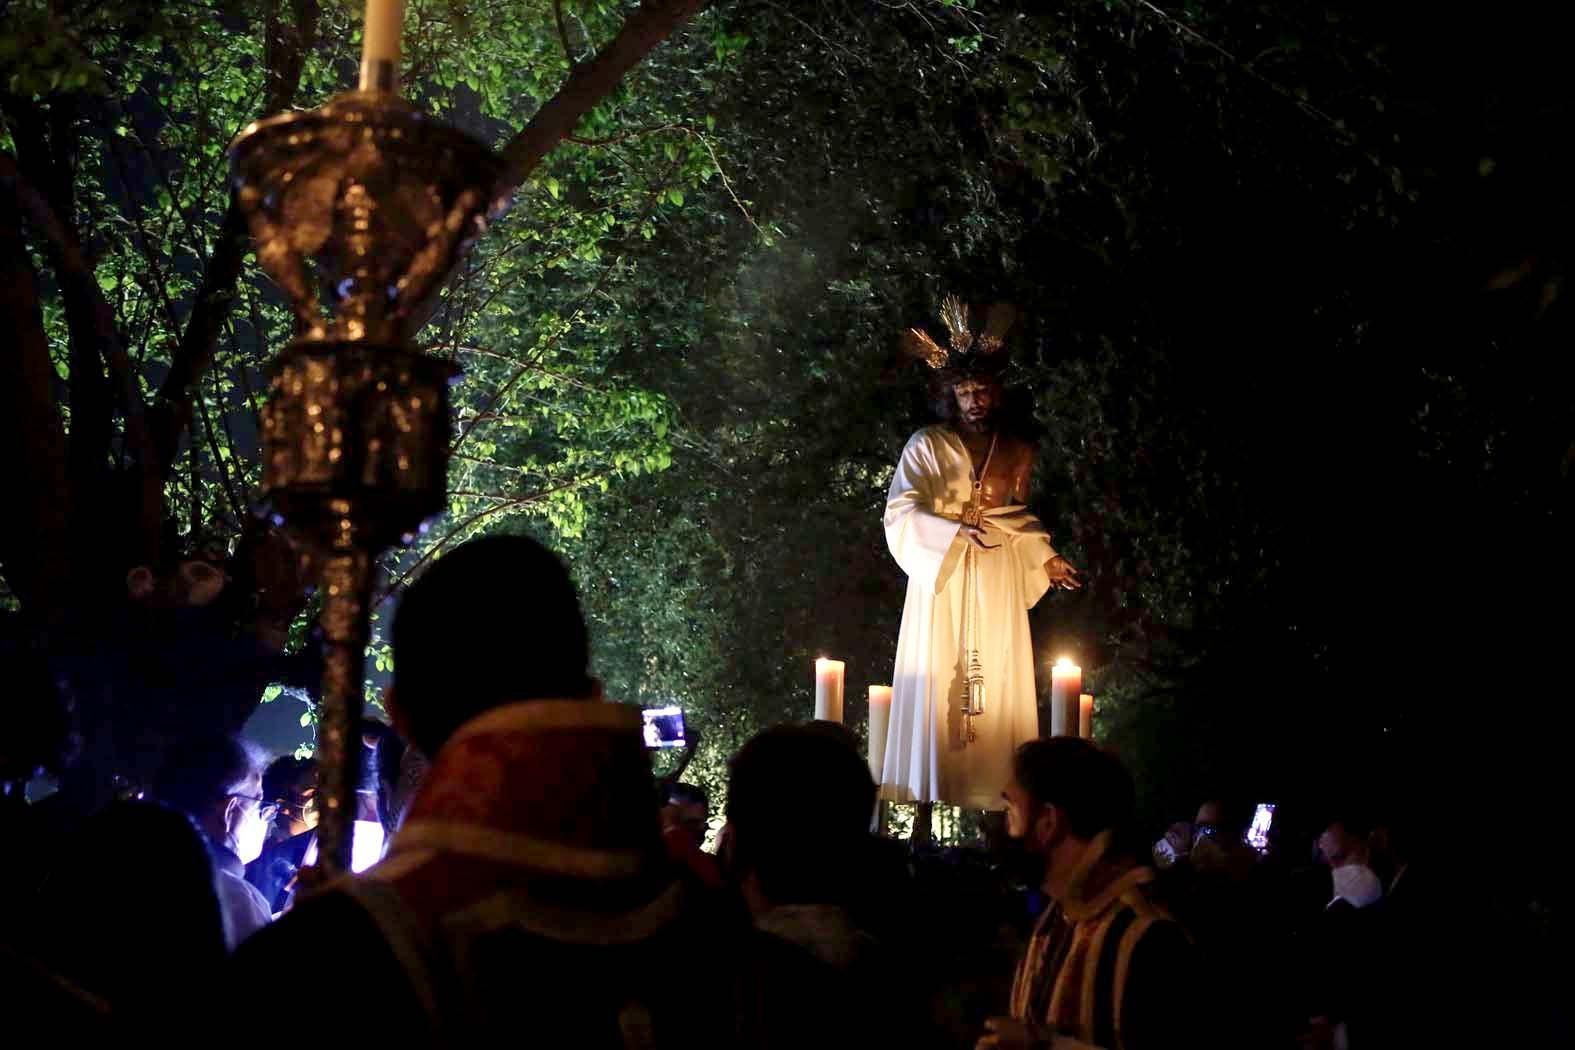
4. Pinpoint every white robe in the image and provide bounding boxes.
[880,426,1056,810]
